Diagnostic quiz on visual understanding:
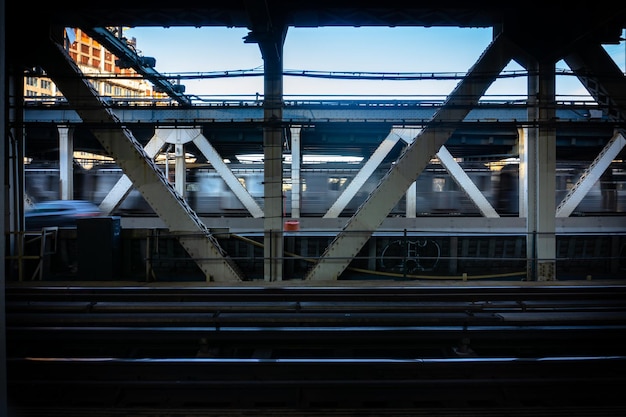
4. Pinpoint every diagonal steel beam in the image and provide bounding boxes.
[564,41,626,122]
[395,133,499,218]
[556,131,626,217]
[192,131,264,218]
[435,146,499,218]
[84,27,192,106]
[99,135,166,215]
[41,35,243,282]
[305,34,514,281]
[323,129,402,218]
